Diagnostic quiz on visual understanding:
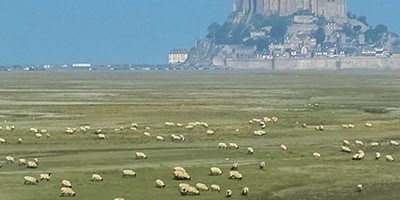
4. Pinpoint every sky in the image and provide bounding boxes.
[0,0,399,65]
